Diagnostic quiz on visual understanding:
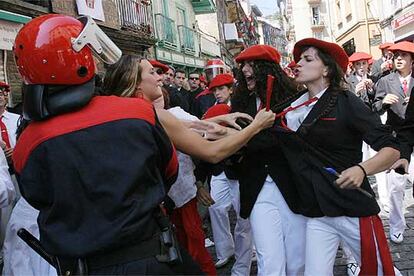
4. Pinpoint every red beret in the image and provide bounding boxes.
[379,43,393,50]
[199,75,207,84]
[202,104,231,120]
[388,41,414,54]
[235,45,281,64]
[293,38,349,73]
[0,81,10,92]
[208,74,234,90]
[349,52,372,63]
[149,59,169,73]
